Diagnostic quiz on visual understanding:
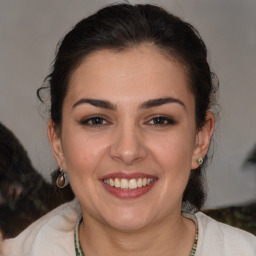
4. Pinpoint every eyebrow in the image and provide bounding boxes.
[72,98,117,110]
[139,97,185,109]
[72,97,185,110]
